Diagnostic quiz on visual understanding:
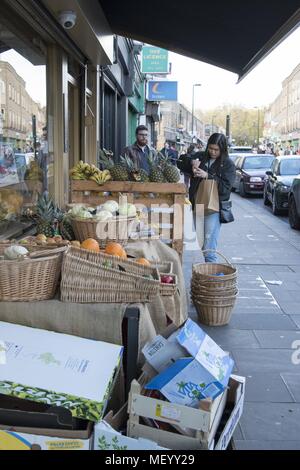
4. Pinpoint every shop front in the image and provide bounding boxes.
[0,0,113,240]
